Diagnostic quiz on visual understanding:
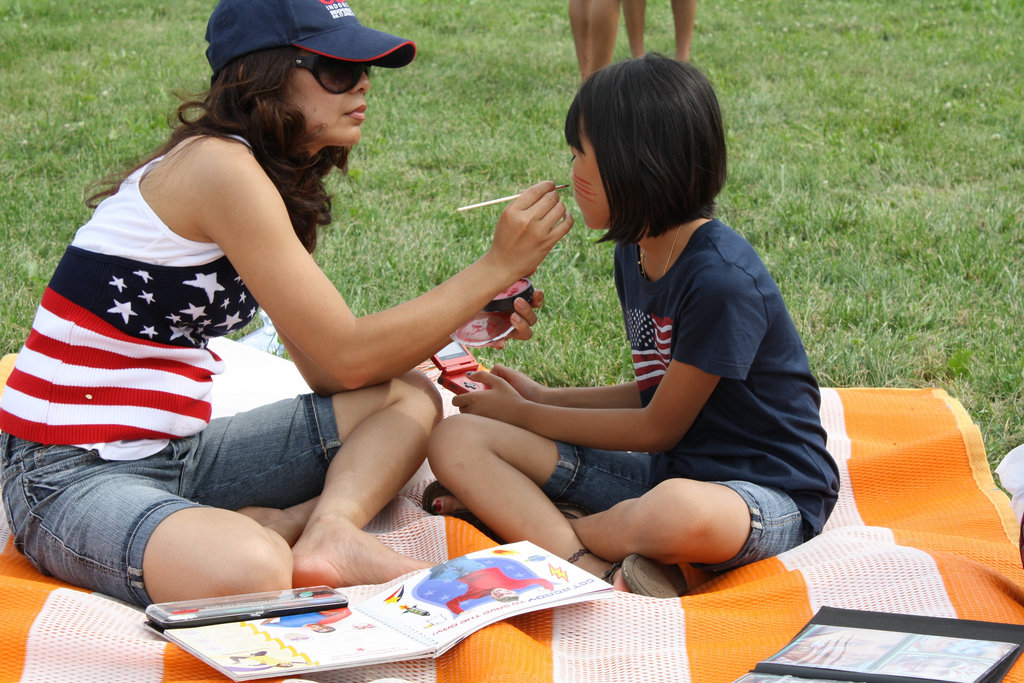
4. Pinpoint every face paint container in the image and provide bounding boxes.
[452,279,534,348]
